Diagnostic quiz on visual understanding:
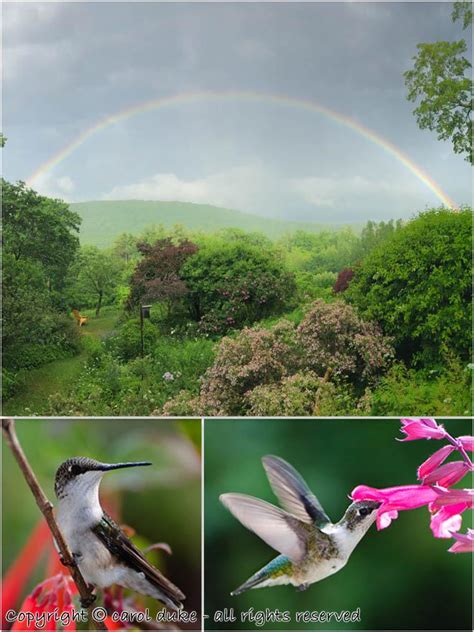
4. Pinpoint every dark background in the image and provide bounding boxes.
[204,418,472,630]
